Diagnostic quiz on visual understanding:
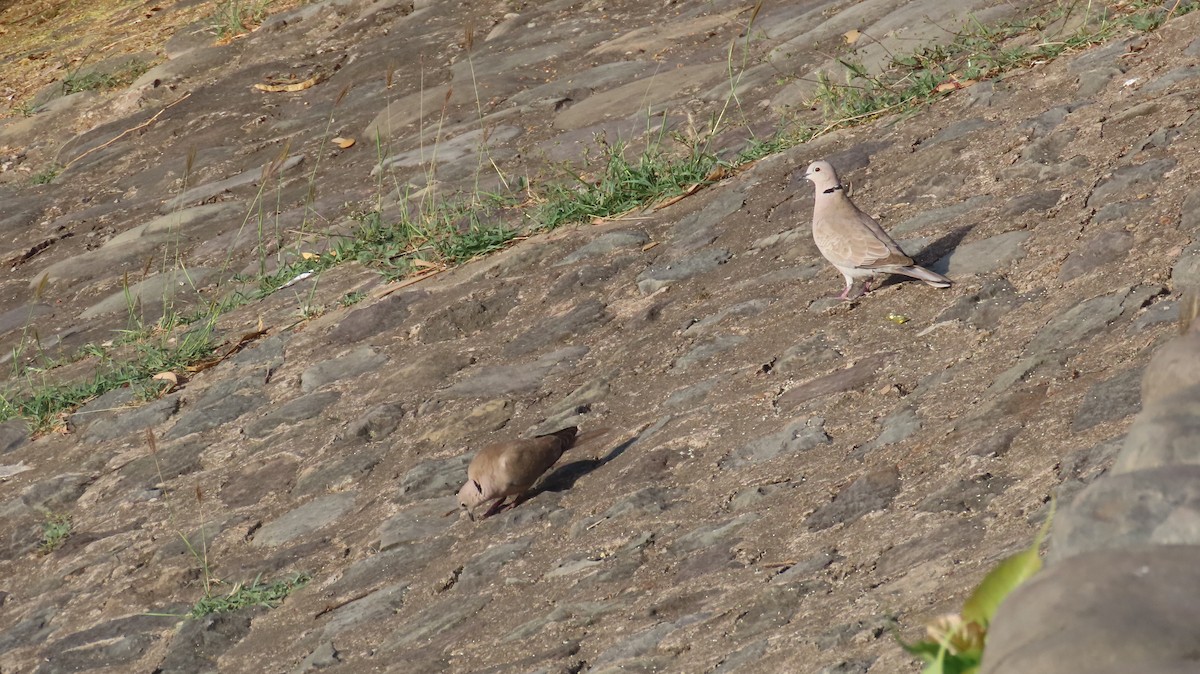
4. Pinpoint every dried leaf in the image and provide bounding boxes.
[843,29,861,45]
[641,241,660,252]
[331,137,355,149]
[152,371,178,386]
[300,252,320,260]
